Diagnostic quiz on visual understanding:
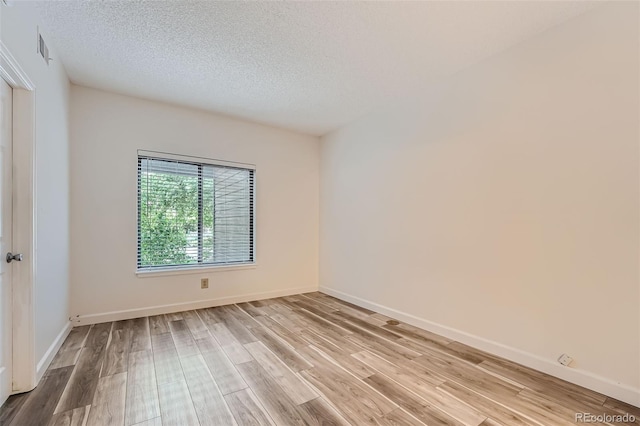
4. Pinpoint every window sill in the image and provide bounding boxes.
[136,263,256,278]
